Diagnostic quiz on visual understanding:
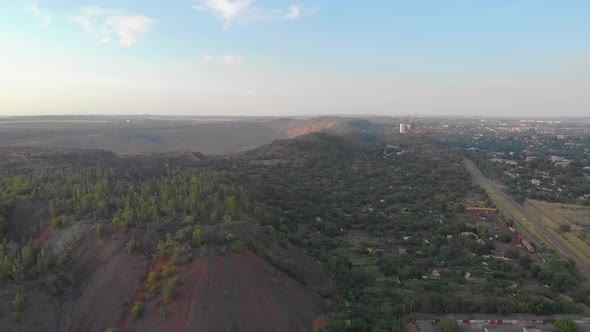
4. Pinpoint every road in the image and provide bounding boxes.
[463,158,590,276]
